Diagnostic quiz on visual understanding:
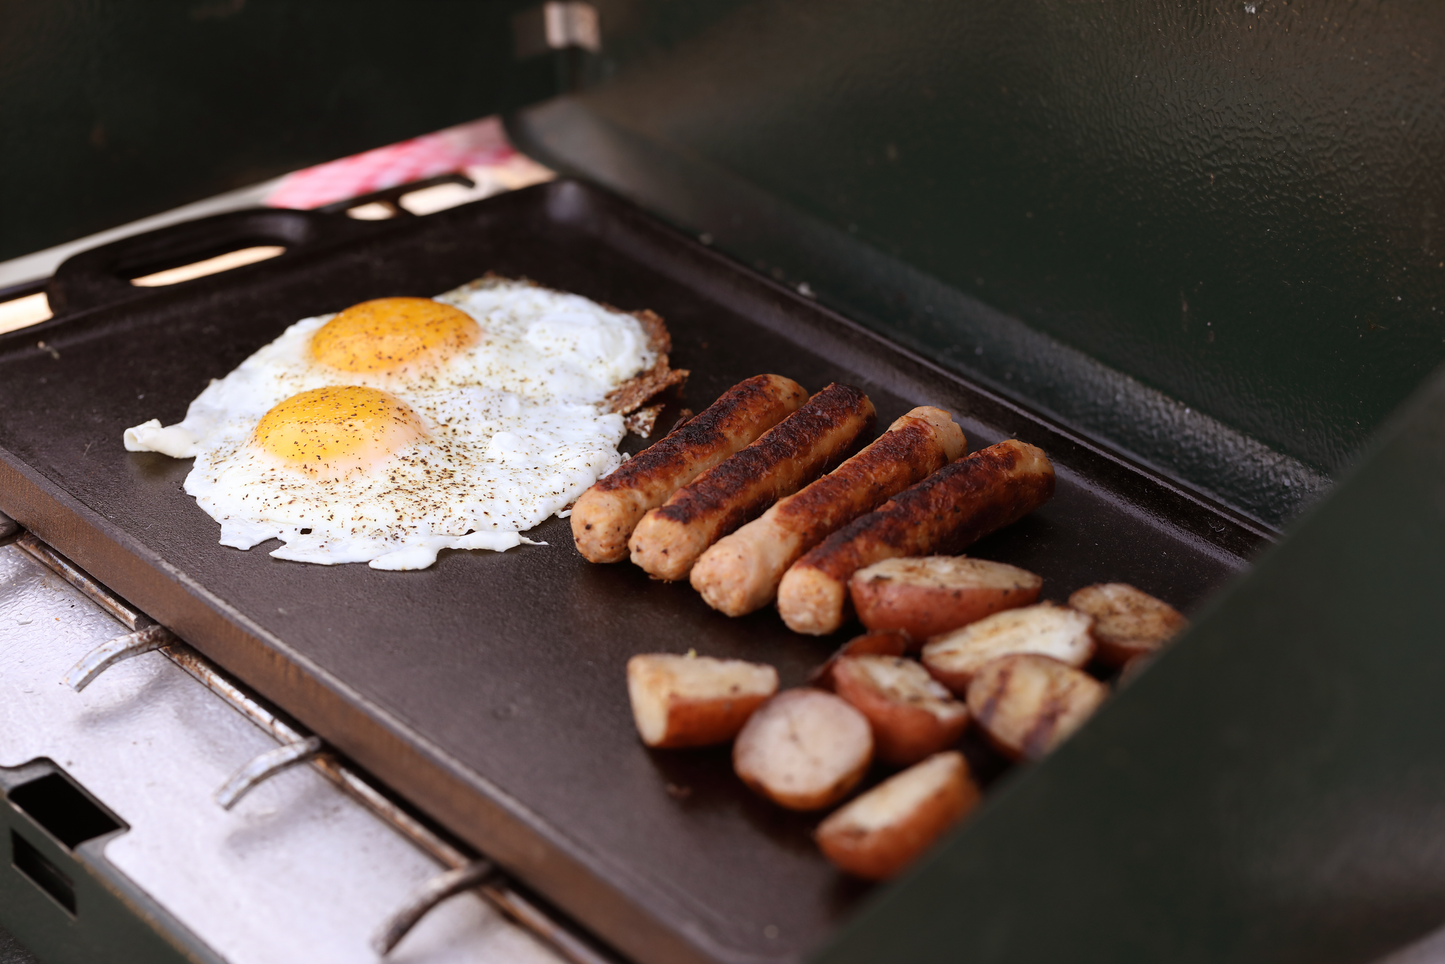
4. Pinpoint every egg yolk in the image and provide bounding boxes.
[252,386,426,478]
[310,297,480,374]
